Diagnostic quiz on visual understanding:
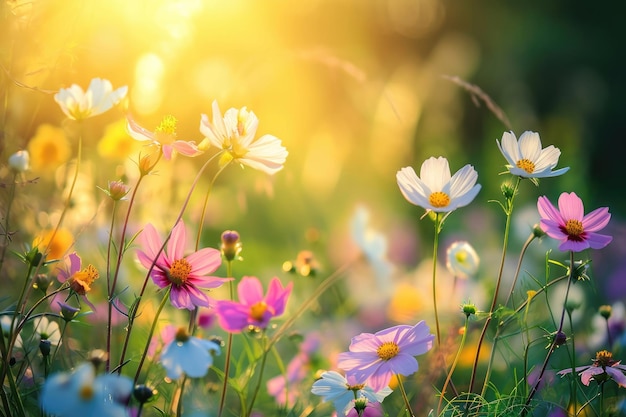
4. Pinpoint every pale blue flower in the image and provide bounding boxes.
[160,328,221,379]
[311,370,392,414]
[40,362,132,417]
[351,205,394,287]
